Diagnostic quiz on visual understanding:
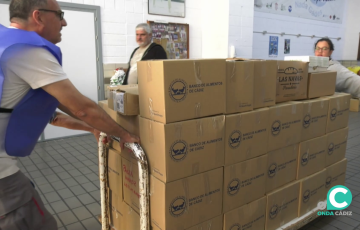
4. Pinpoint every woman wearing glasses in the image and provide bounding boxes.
[314,38,360,98]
